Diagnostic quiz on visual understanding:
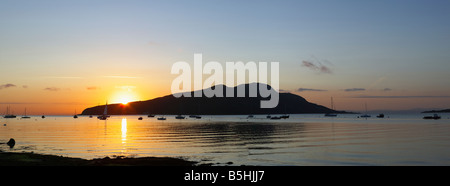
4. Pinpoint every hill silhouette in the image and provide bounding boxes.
[81,83,348,115]
[422,109,450,113]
